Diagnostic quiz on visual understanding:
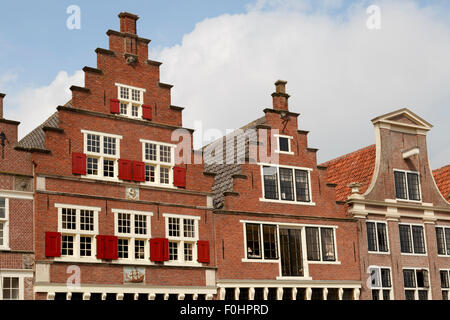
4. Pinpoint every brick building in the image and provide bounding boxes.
[204,81,362,300]
[322,109,450,300]
[0,94,34,300]
[18,12,216,300]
